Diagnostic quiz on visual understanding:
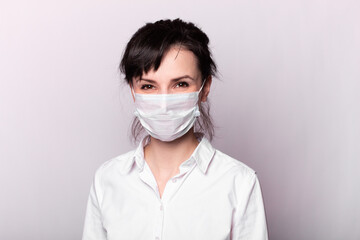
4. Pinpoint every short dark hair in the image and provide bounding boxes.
[119,18,217,143]
[120,18,217,83]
